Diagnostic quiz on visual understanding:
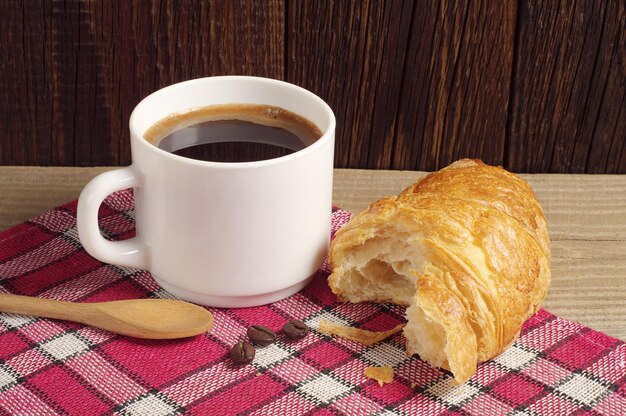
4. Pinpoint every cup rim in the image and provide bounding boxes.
[129,76,336,169]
